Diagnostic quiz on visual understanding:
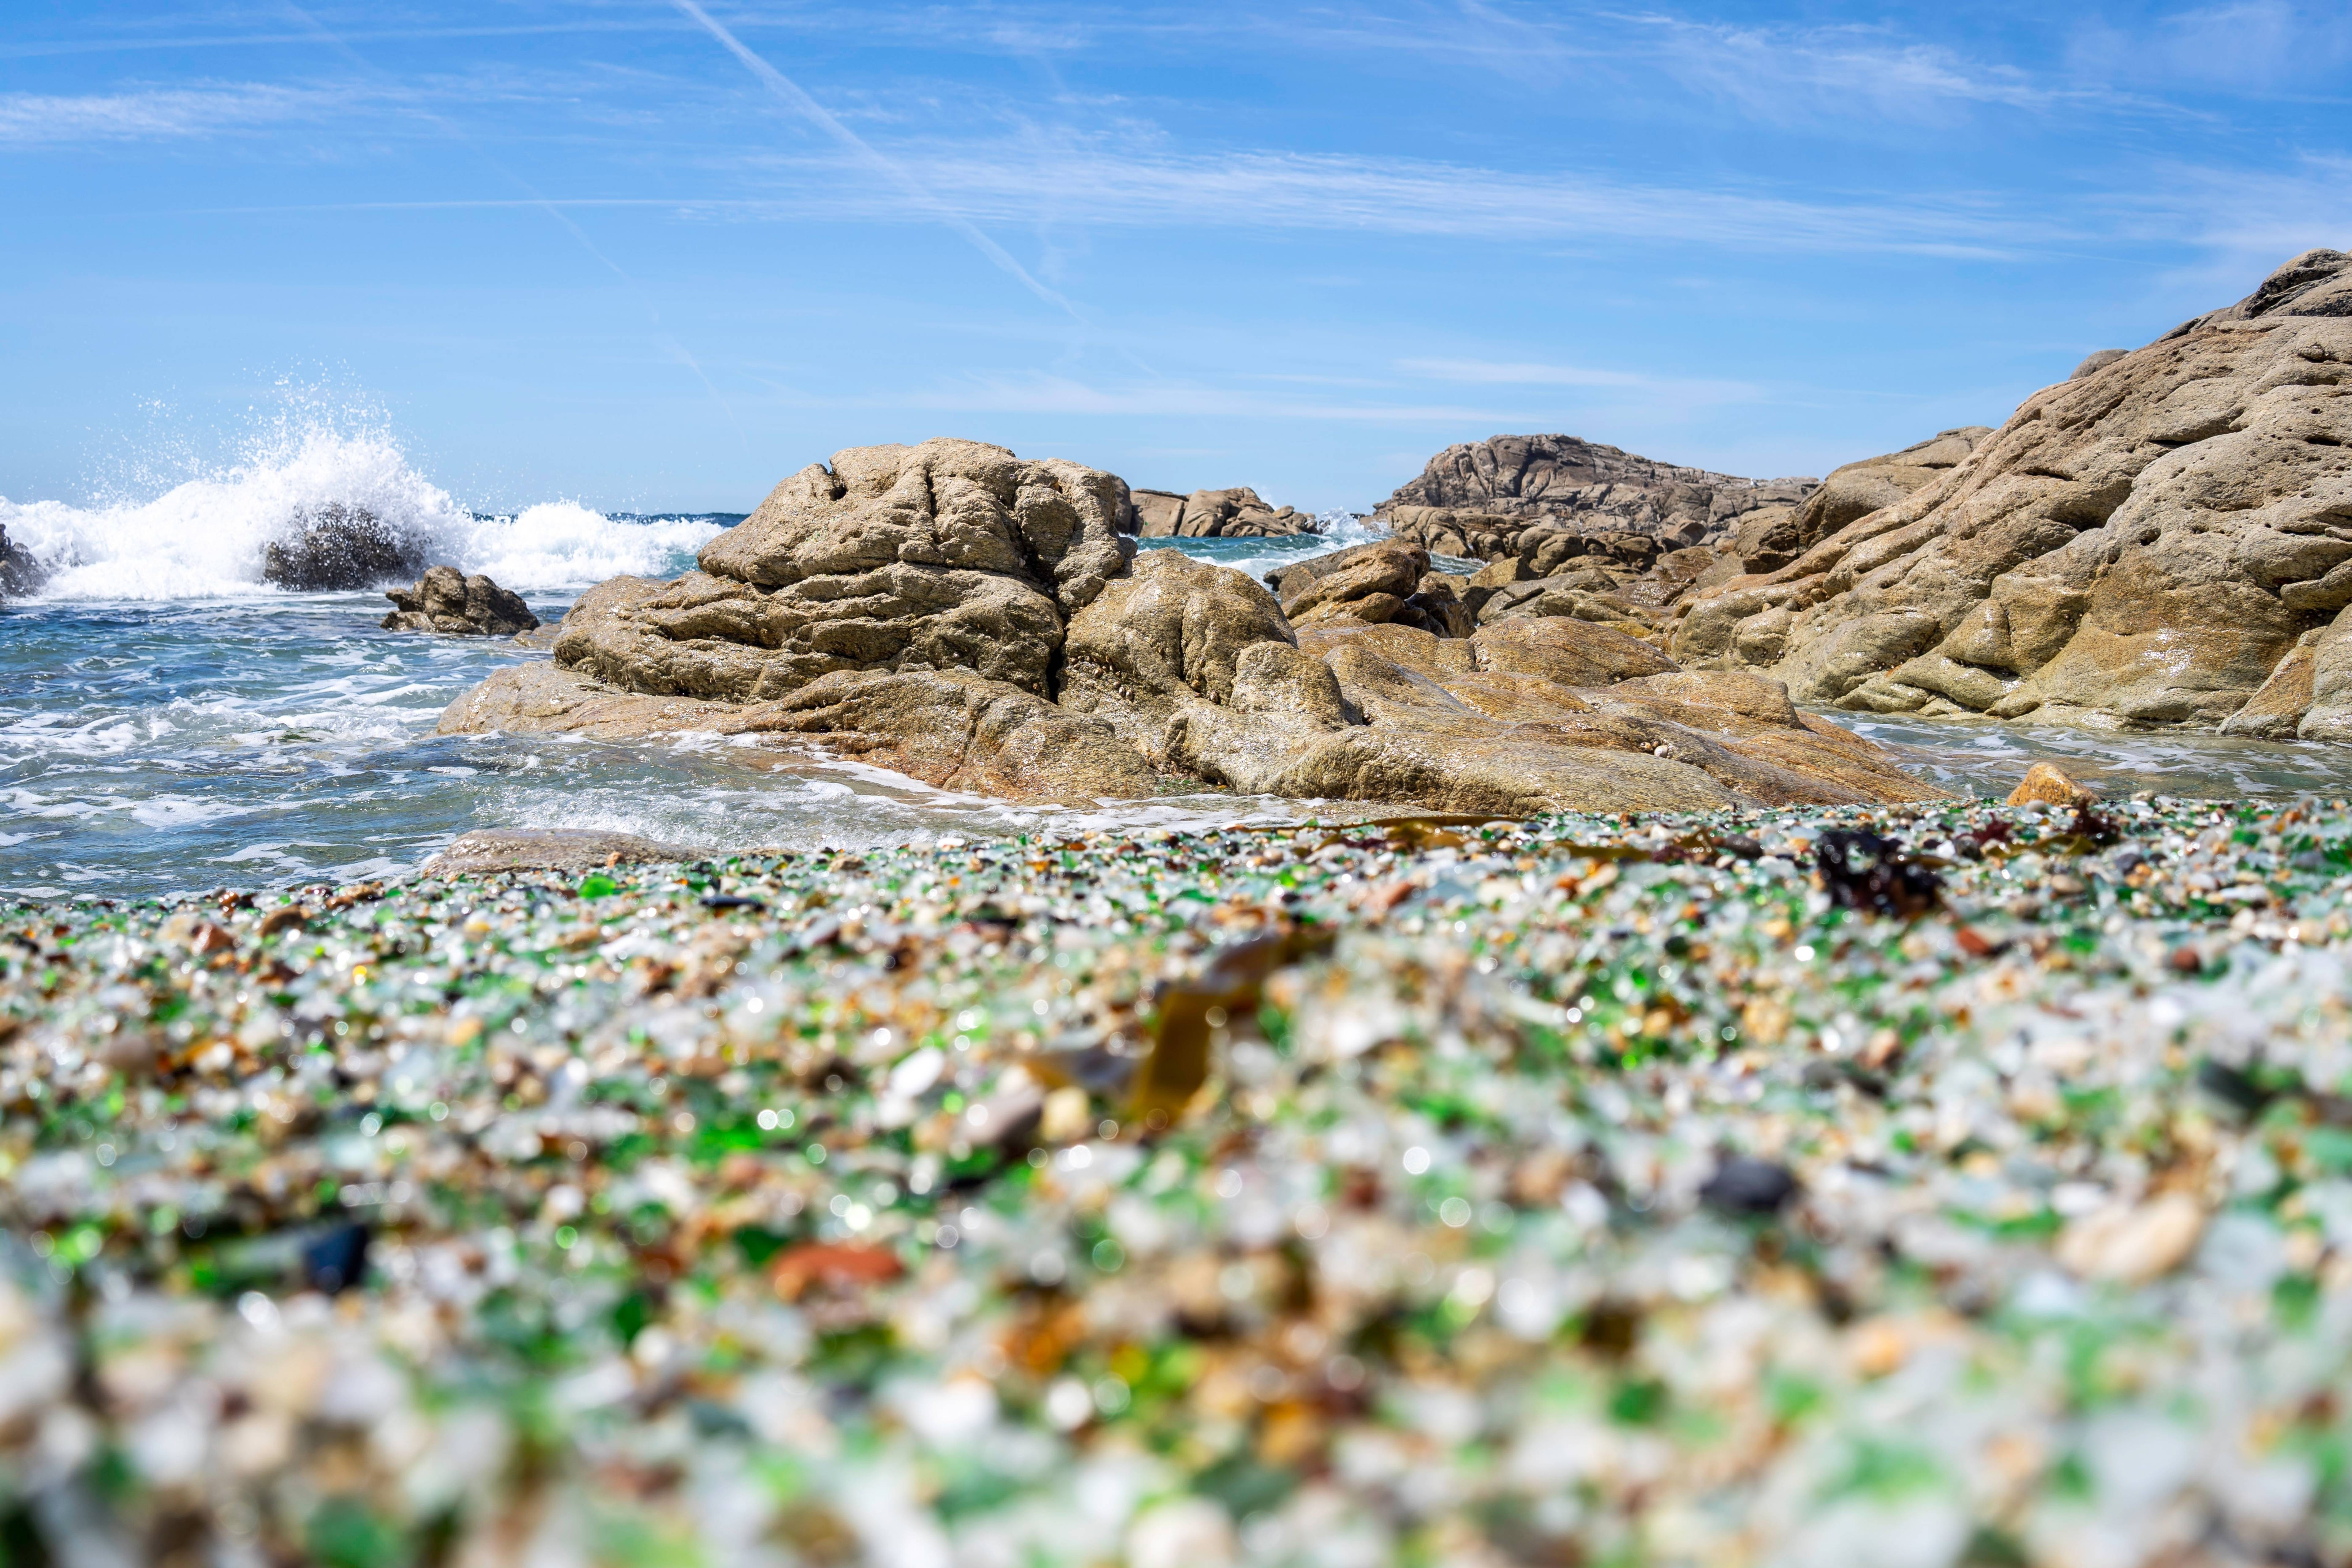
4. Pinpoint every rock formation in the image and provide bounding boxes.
[1721,428,1992,576]
[439,438,1939,813]
[1129,486,1320,538]
[1376,435,1815,562]
[0,521,44,599]
[1671,250,2352,737]
[381,566,540,637]
[264,503,432,592]
[559,439,1130,704]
